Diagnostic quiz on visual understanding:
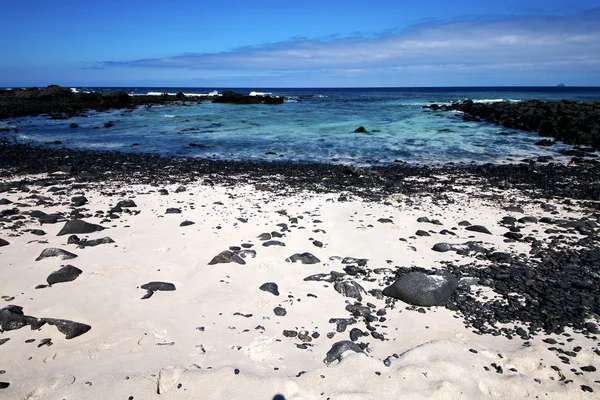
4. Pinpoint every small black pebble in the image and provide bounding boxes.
[234,368,240,375]
[0,382,10,389]
[581,385,593,392]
